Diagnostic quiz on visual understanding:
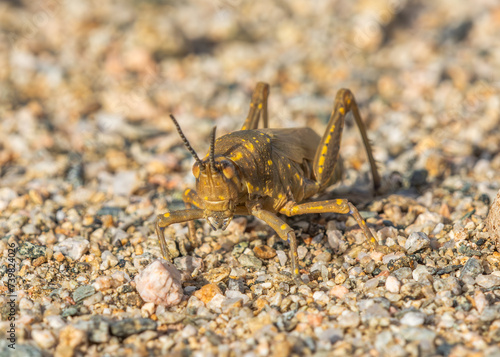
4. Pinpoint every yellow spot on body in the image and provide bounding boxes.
[255,140,259,143]
[361,220,366,225]
[278,194,283,199]
[339,107,345,115]
[185,189,191,194]
[230,152,243,161]
[280,224,287,230]
[346,98,351,105]
[258,103,263,109]
[204,196,208,200]
[255,187,259,191]
[164,213,170,218]
[336,199,343,205]
[268,160,273,166]
[291,206,299,214]
[295,173,300,180]
[260,133,265,136]
[218,196,225,200]
[250,103,254,107]
[266,138,270,143]
[294,268,299,274]
[287,164,291,169]
[245,142,255,152]
[253,137,256,139]
[246,182,254,191]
